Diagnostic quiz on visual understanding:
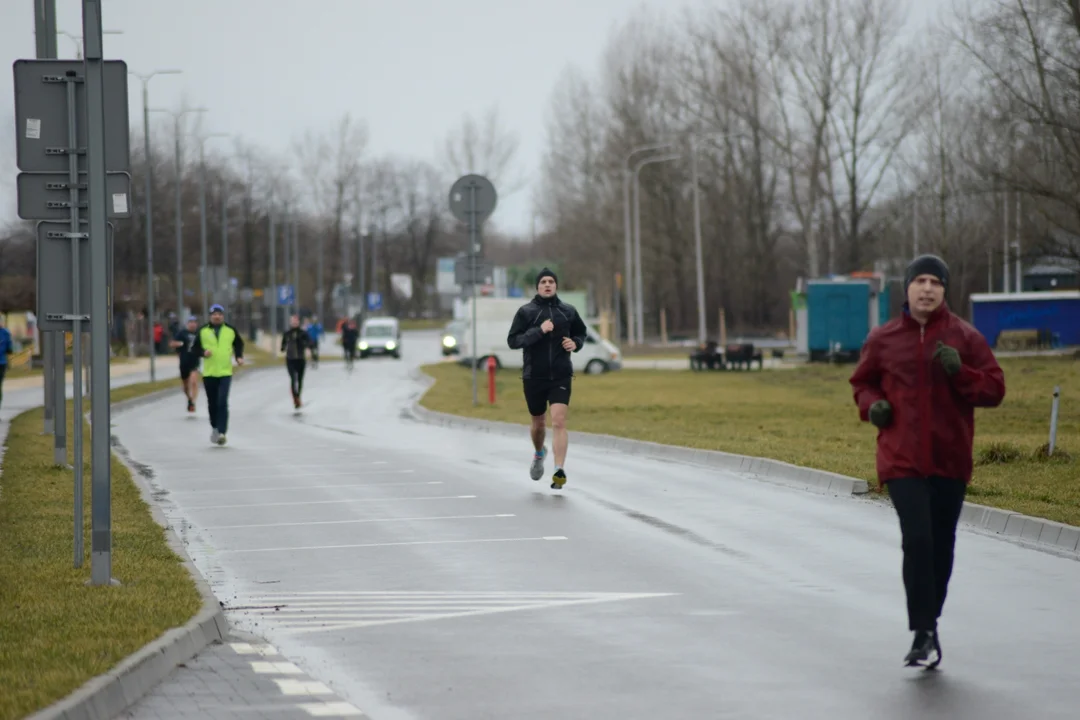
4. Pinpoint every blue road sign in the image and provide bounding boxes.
[277,284,295,306]
[366,292,382,311]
